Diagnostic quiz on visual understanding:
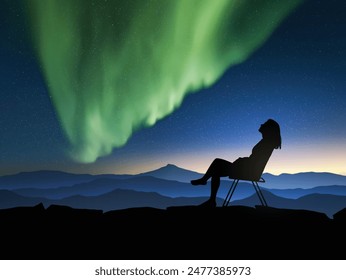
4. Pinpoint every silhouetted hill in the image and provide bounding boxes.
[1,203,344,260]
[0,188,226,212]
[3,184,346,218]
[296,194,346,217]
[268,185,346,199]
[0,190,45,208]
[12,176,205,199]
[333,207,346,221]
[52,189,223,212]
[14,177,134,199]
[262,172,346,189]
[232,191,346,218]
[10,175,346,204]
[2,167,346,219]
[0,164,199,190]
[0,170,131,190]
[0,186,346,220]
[2,166,346,192]
[136,164,202,182]
[0,170,95,189]
[5,176,247,202]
